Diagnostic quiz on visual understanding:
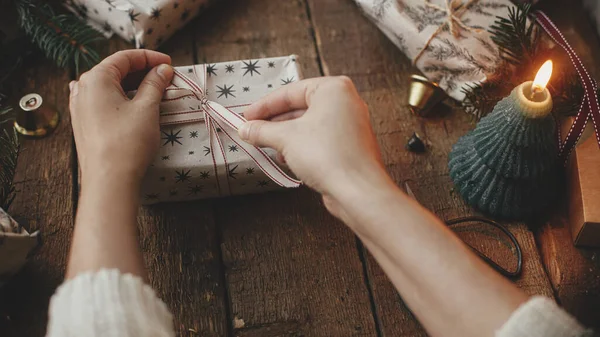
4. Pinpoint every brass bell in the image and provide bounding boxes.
[408,74,446,116]
[14,93,60,137]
